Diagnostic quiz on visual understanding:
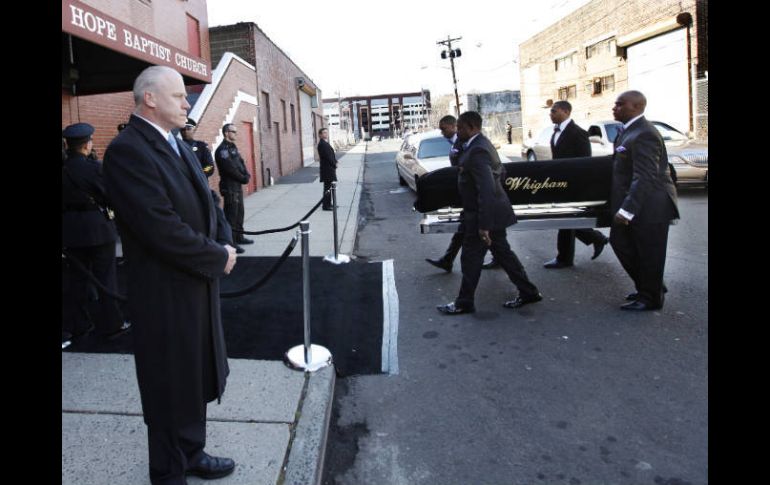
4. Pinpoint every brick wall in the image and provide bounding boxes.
[519,0,701,138]
[210,23,324,181]
[62,90,134,157]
